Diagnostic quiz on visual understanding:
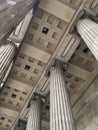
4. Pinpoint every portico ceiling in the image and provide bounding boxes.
[0,0,98,130]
